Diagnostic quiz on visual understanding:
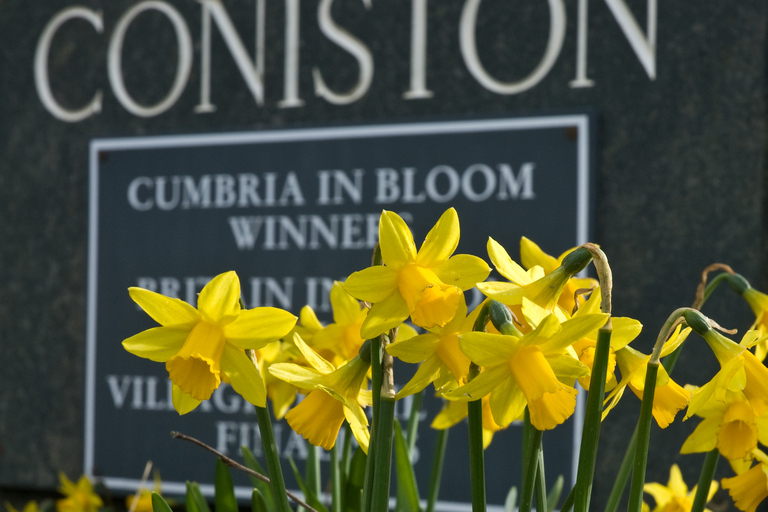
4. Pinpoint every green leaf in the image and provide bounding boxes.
[215,459,238,512]
[547,476,564,512]
[504,486,518,512]
[393,420,421,512]
[344,448,368,512]
[288,458,329,512]
[242,446,275,510]
[251,489,270,512]
[151,492,173,512]
[188,482,212,512]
